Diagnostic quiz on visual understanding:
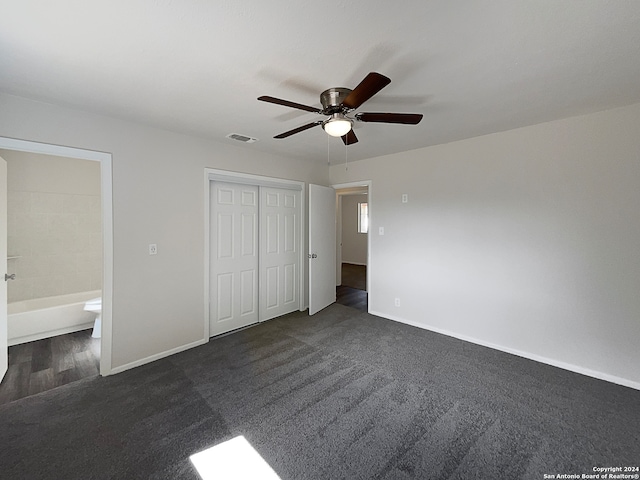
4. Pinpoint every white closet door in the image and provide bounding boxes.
[259,187,300,321]
[210,182,259,336]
